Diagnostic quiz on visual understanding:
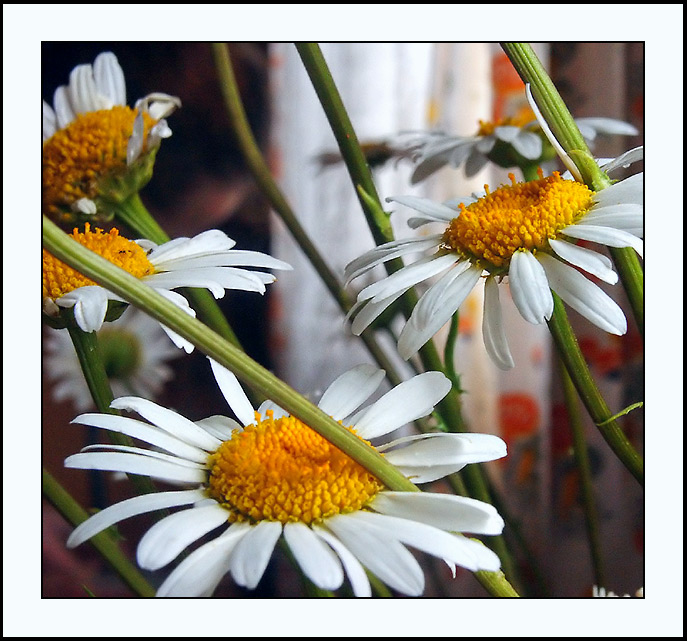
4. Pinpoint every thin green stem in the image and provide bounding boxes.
[609,246,644,337]
[547,293,643,485]
[558,358,606,588]
[43,468,156,597]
